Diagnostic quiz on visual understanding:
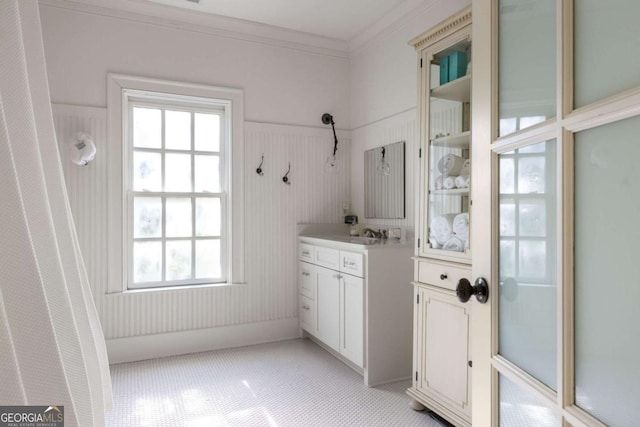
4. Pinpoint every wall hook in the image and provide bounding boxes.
[282,162,291,185]
[256,154,264,176]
